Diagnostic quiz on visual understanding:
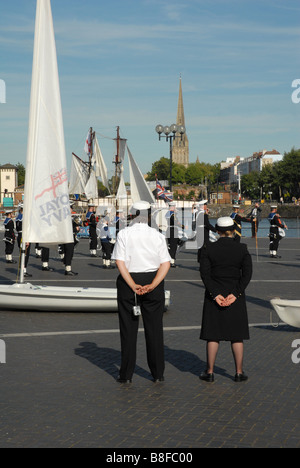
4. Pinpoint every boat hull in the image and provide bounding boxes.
[270,299,300,328]
[0,283,171,313]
